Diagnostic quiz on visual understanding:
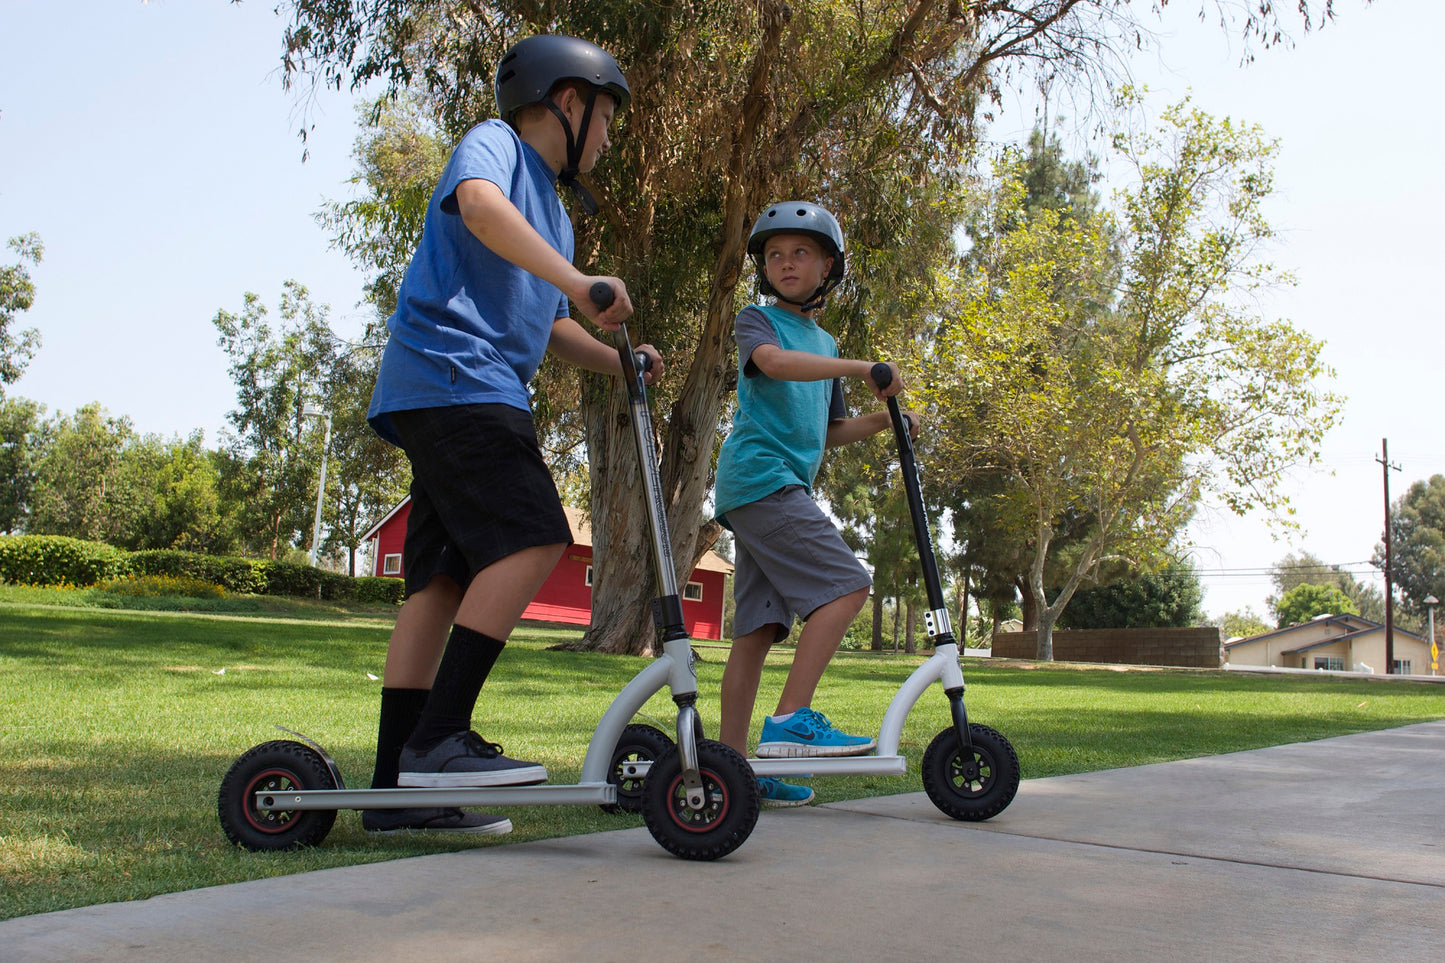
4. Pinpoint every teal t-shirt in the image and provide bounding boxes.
[714,304,845,526]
